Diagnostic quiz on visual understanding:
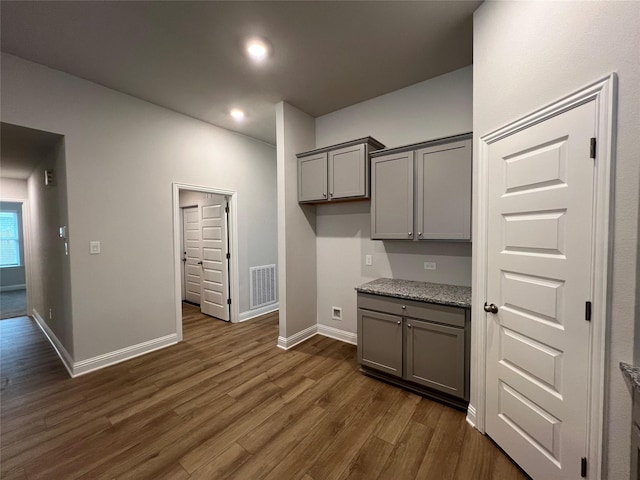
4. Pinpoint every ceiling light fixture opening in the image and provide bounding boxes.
[230,108,245,121]
[246,38,269,62]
